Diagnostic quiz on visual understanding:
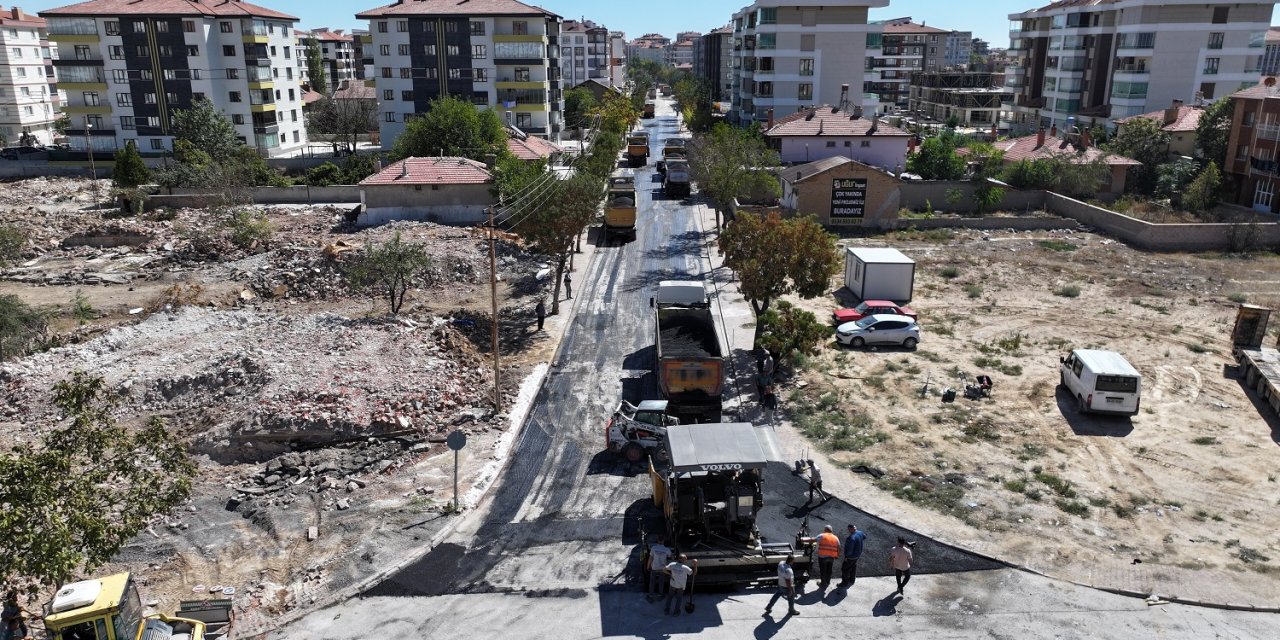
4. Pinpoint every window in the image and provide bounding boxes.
[400,67,411,78]
[377,21,387,33]
[445,21,458,33]
[1237,144,1249,161]
[284,46,291,59]
[1212,7,1229,24]
[105,21,120,35]
[226,68,239,79]
[398,44,410,56]
[183,20,195,32]
[135,46,150,57]
[151,139,164,150]
[155,21,168,33]
[220,22,232,33]
[515,67,530,81]
[166,92,178,103]
[513,21,527,35]
[1204,58,1219,74]
[471,21,485,35]
[186,45,199,56]
[758,33,775,49]
[291,109,297,122]
[112,69,127,83]
[423,44,436,56]
[1199,82,1216,99]
[861,140,872,148]
[132,21,146,34]
[756,81,772,97]
[120,116,135,130]
[516,112,532,129]
[109,45,124,60]
[383,89,393,100]
[193,92,204,101]
[1208,32,1224,50]
[472,44,486,59]
[825,141,836,148]
[269,46,277,56]
[473,68,488,81]
[157,45,172,57]
[232,114,245,124]
[384,111,396,122]
[800,34,815,52]
[402,90,413,101]
[799,58,814,76]
[144,92,156,104]
[116,93,131,106]
[798,83,812,100]
[1245,111,1256,127]
[396,21,408,32]
[288,89,295,101]
[229,91,242,102]
[381,67,391,78]
[9,47,20,58]
[223,45,236,57]
[74,45,91,60]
